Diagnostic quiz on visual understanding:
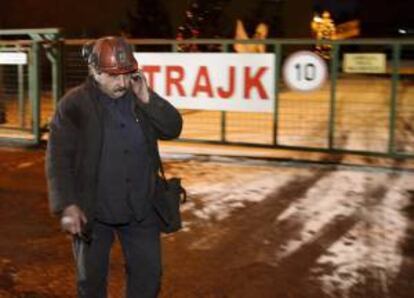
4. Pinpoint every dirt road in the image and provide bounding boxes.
[0,148,413,298]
